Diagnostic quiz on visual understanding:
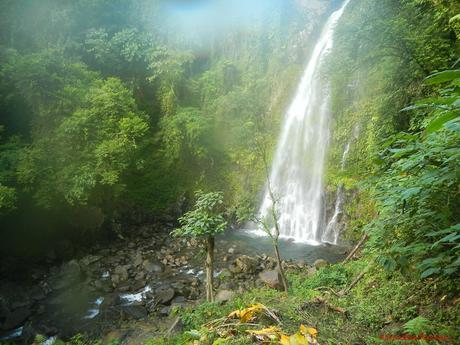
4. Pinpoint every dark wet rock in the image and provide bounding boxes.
[1,307,31,331]
[170,281,189,297]
[114,265,129,281]
[101,294,119,309]
[259,269,282,290]
[132,280,146,291]
[155,287,175,305]
[111,274,120,286]
[143,259,164,273]
[133,272,145,282]
[122,305,148,320]
[159,306,171,316]
[80,255,101,267]
[313,259,328,269]
[117,284,131,293]
[132,252,143,267]
[215,290,235,304]
[171,296,186,304]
